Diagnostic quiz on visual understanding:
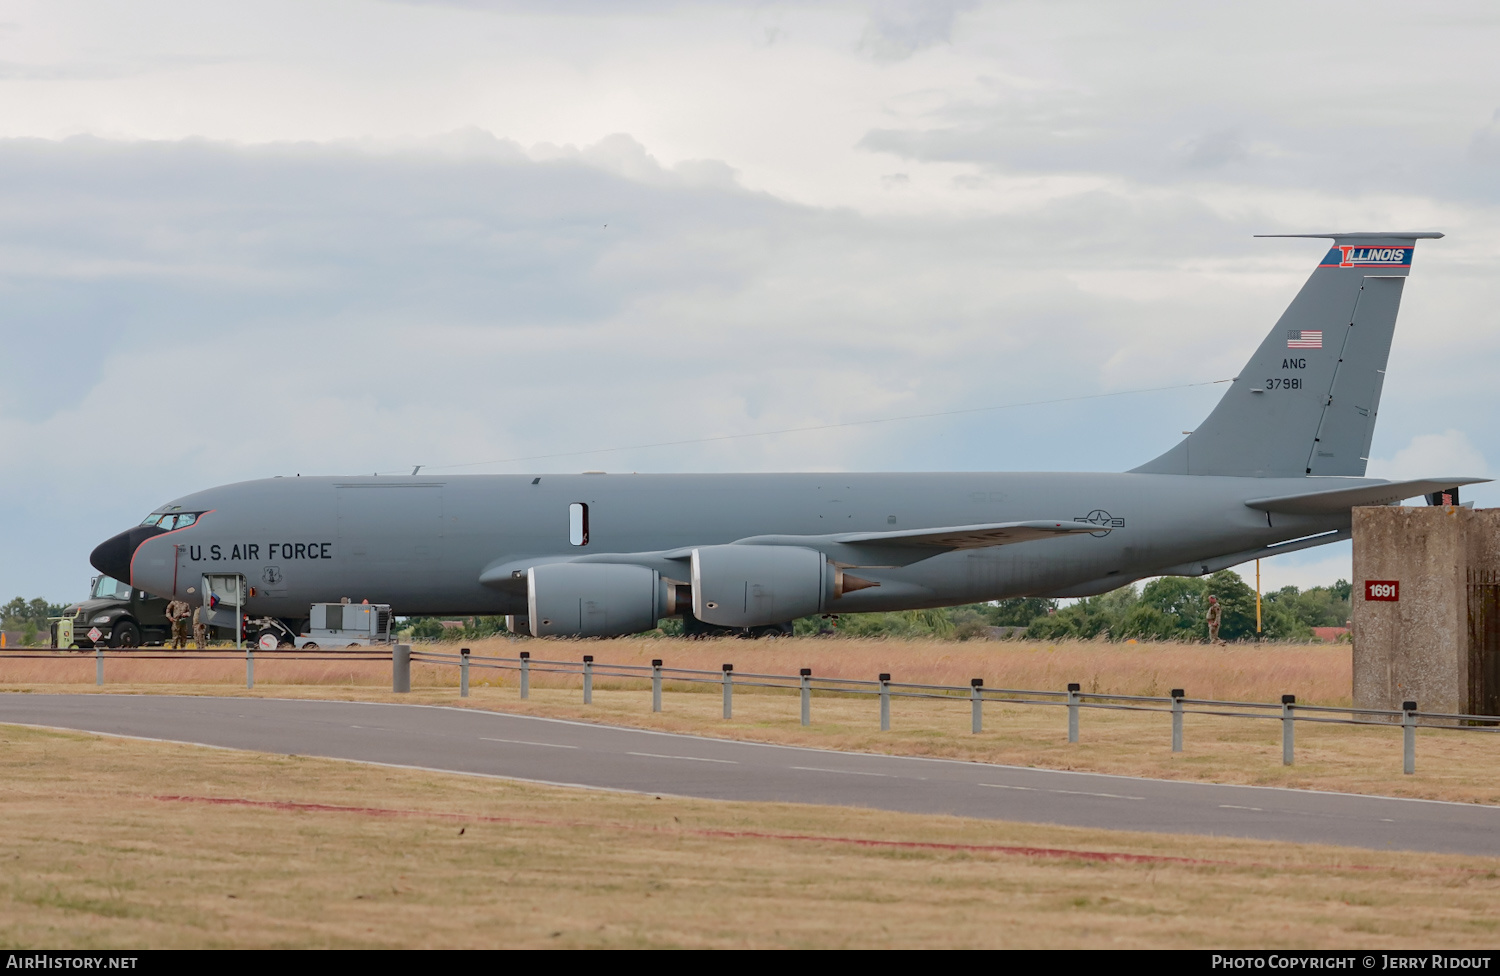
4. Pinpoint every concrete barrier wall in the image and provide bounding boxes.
[1352,506,1500,714]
